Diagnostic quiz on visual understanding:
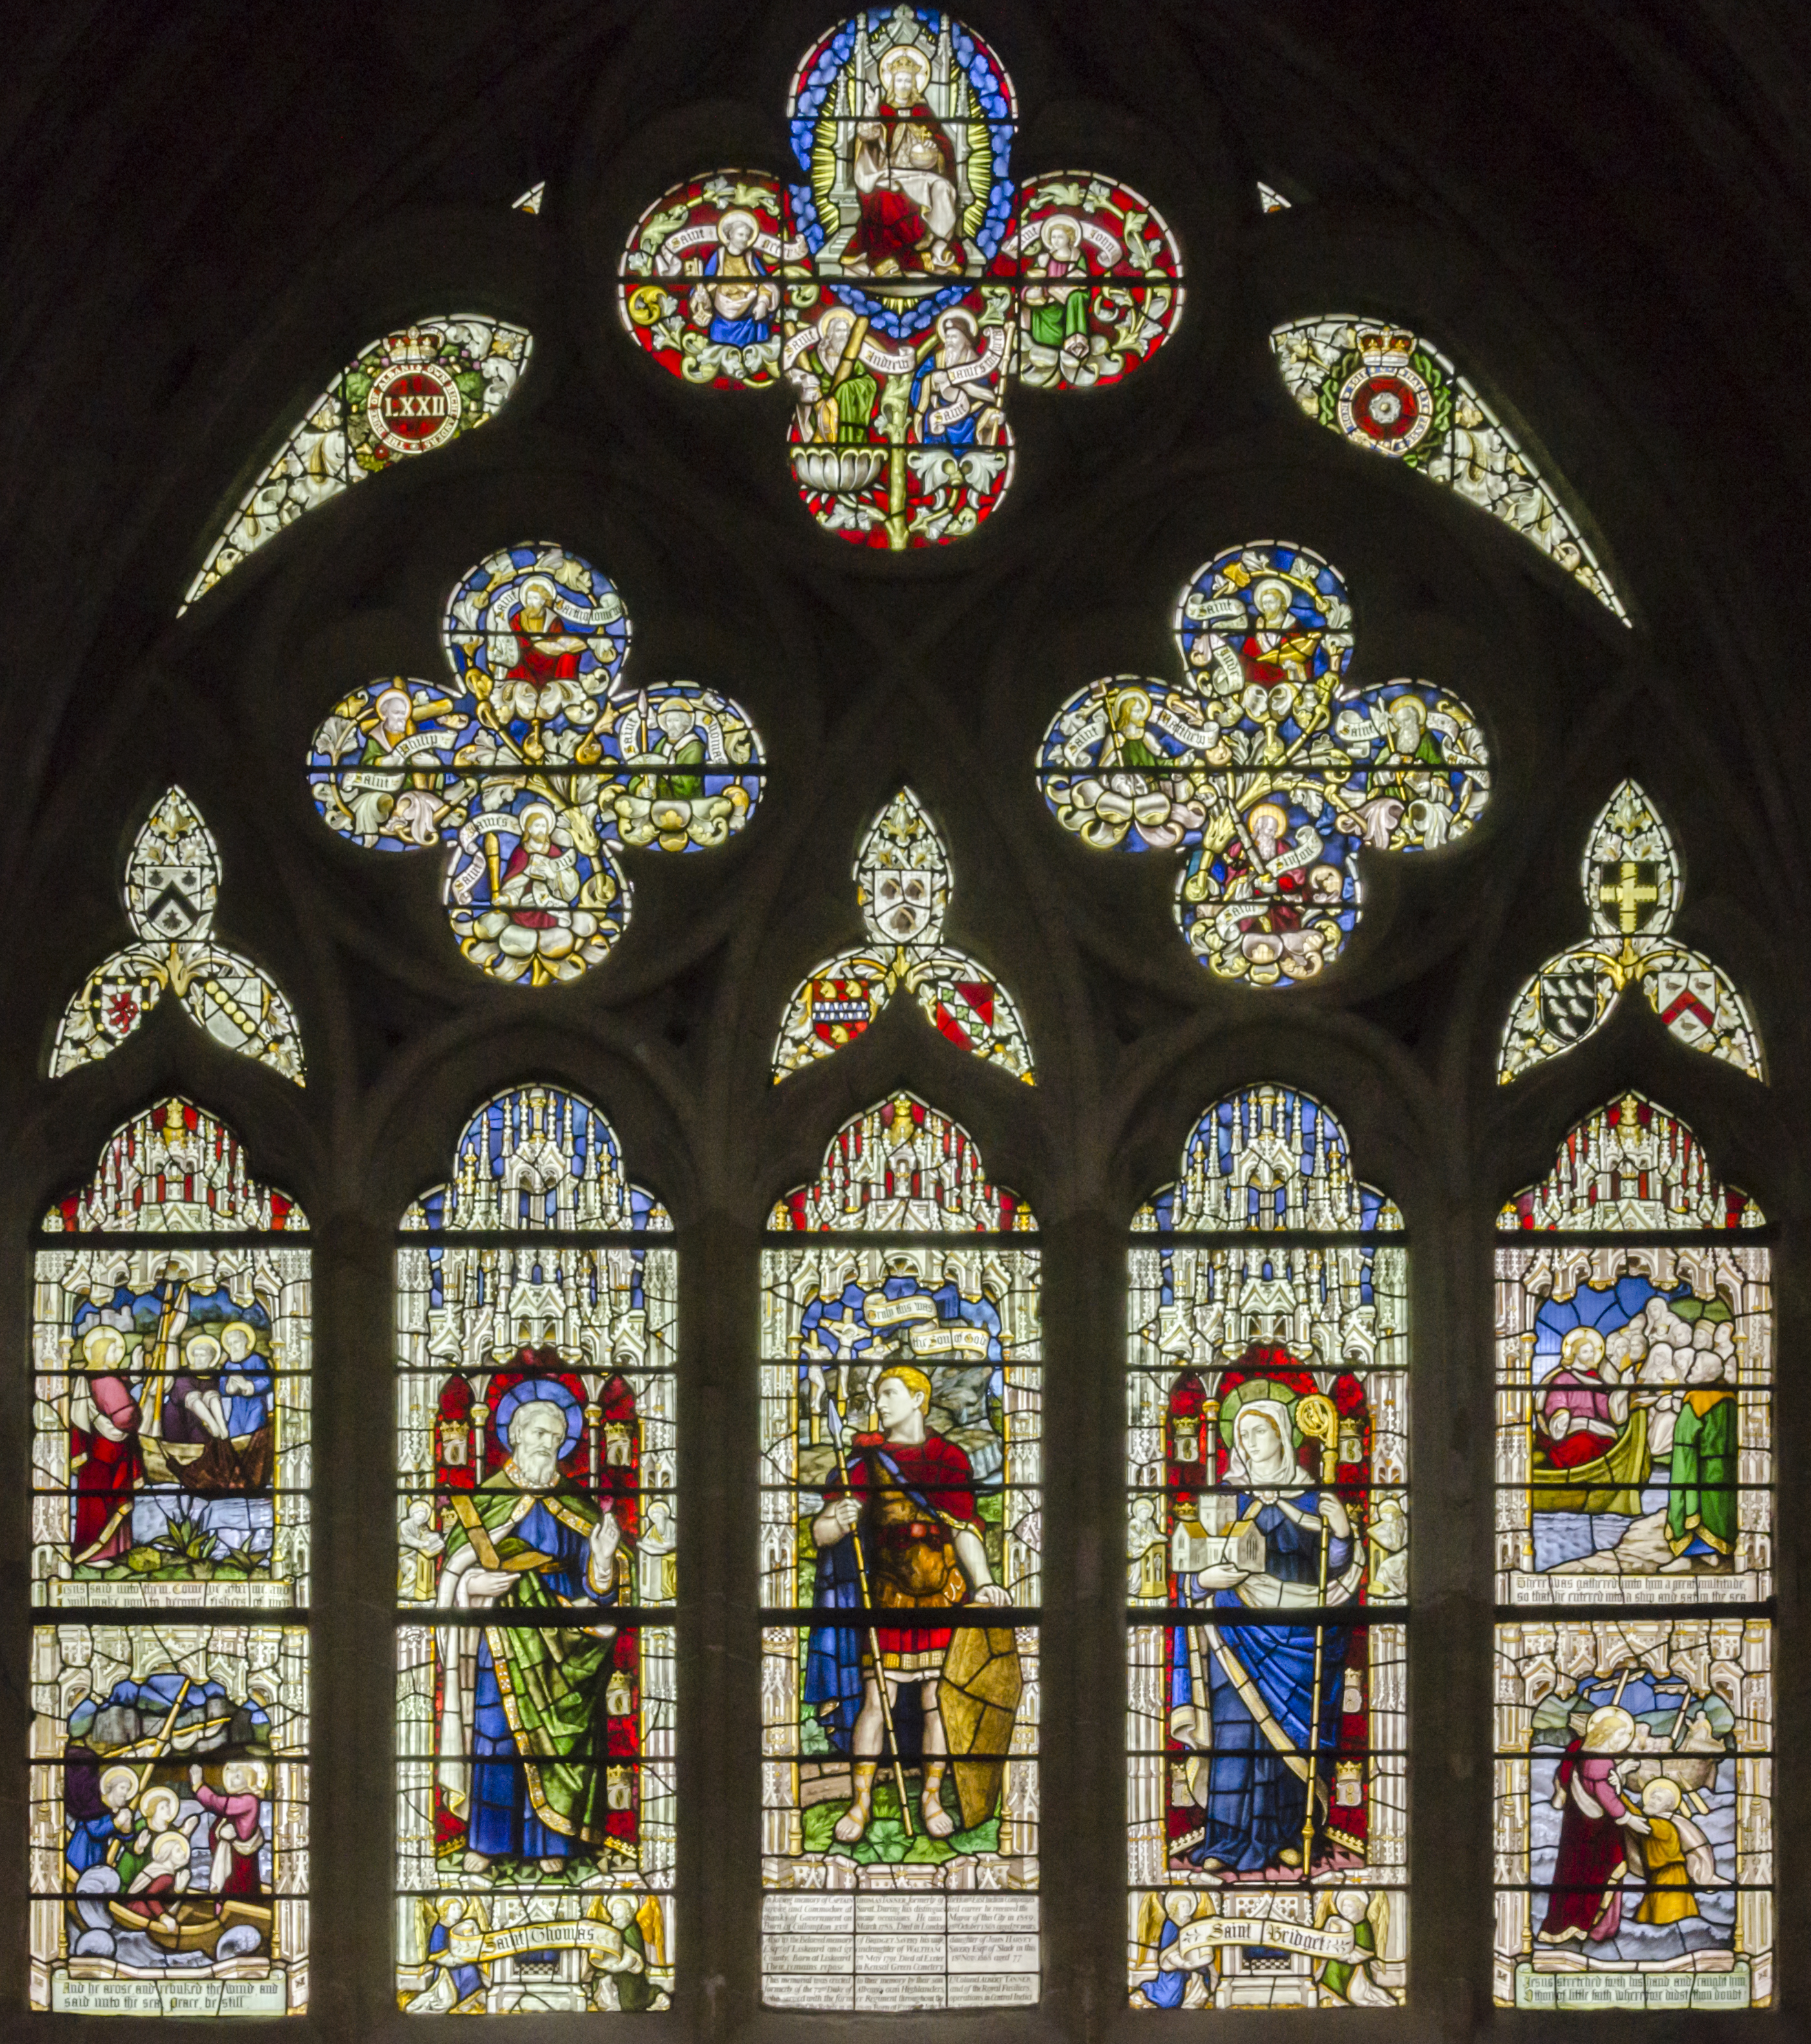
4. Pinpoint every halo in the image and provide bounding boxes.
[1217,1378,1301,1447]
[494,1377,583,1457]
[880,42,931,92]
